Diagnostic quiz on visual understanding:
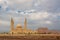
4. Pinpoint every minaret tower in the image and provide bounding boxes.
[10,17,14,32]
[24,17,27,30]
